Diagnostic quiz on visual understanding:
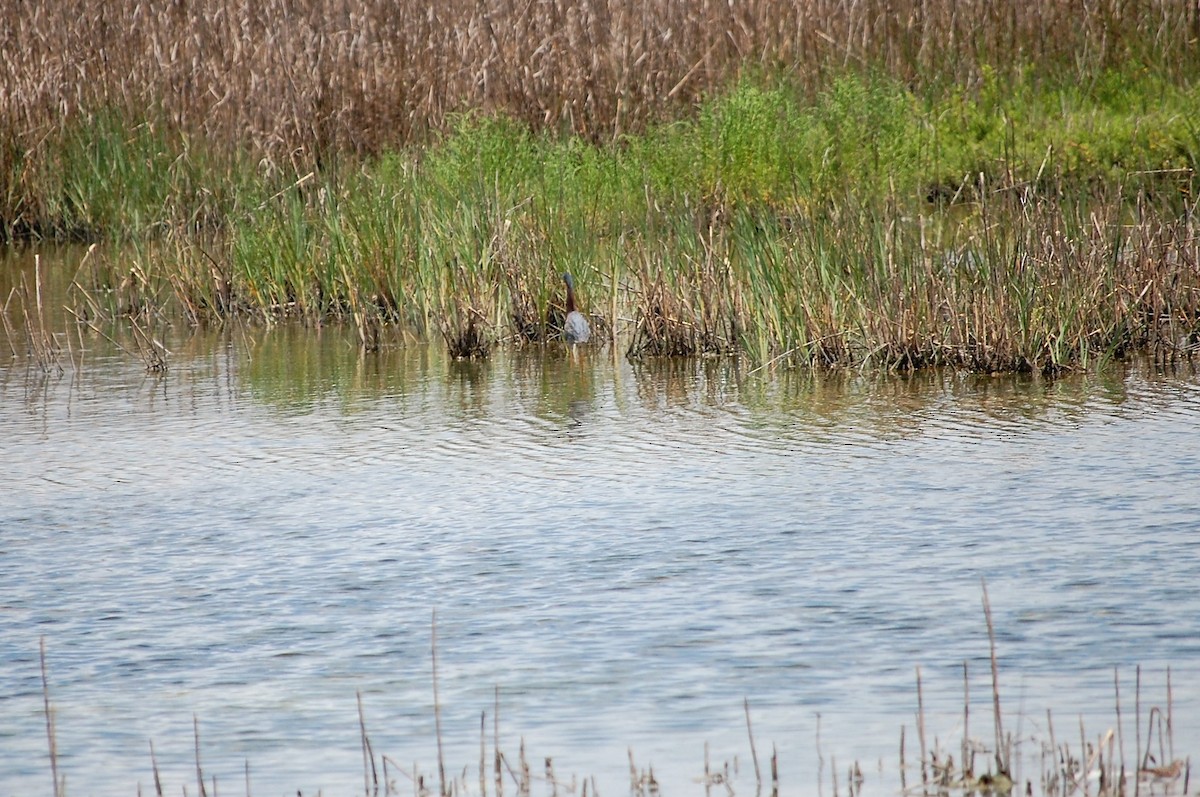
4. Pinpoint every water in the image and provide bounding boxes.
[3,254,1200,797]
